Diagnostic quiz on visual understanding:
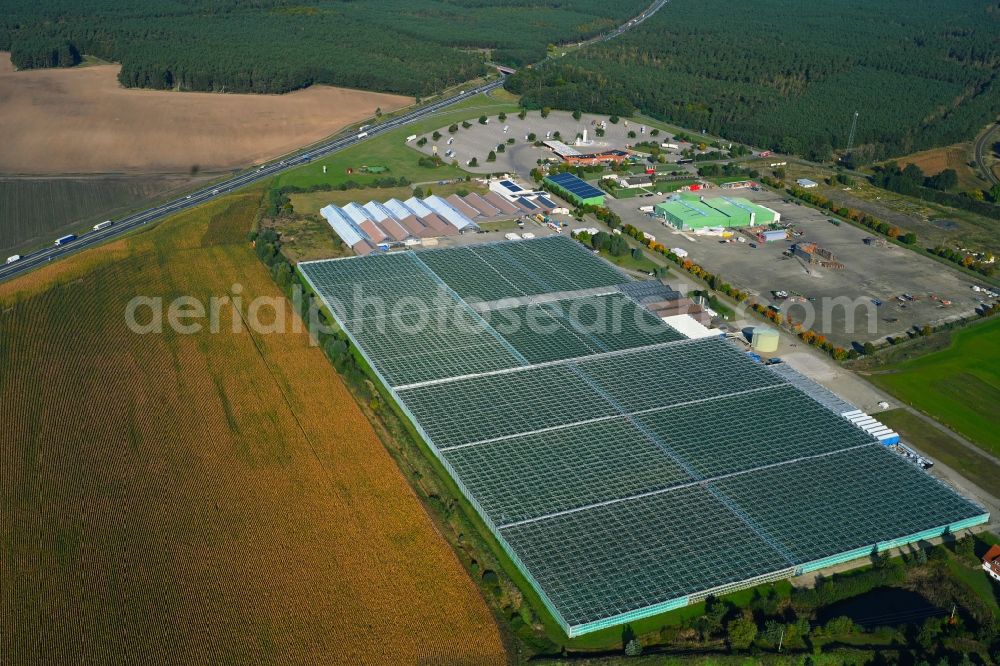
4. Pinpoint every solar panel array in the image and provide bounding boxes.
[545,172,606,201]
[299,236,988,637]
